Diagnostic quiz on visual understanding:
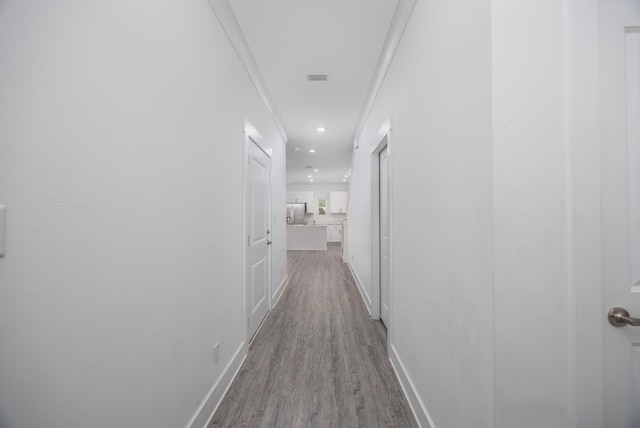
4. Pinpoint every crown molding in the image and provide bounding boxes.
[206,0,289,143]
[352,0,417,145]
